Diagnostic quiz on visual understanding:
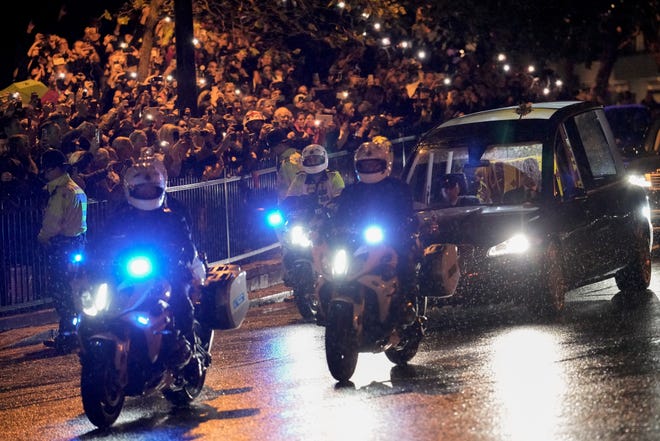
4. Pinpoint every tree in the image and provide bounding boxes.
[113,0,658,104]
